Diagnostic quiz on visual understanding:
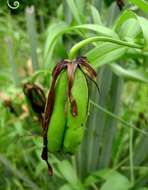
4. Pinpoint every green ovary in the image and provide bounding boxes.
[63,69,88,154]
[47,71,67,152]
